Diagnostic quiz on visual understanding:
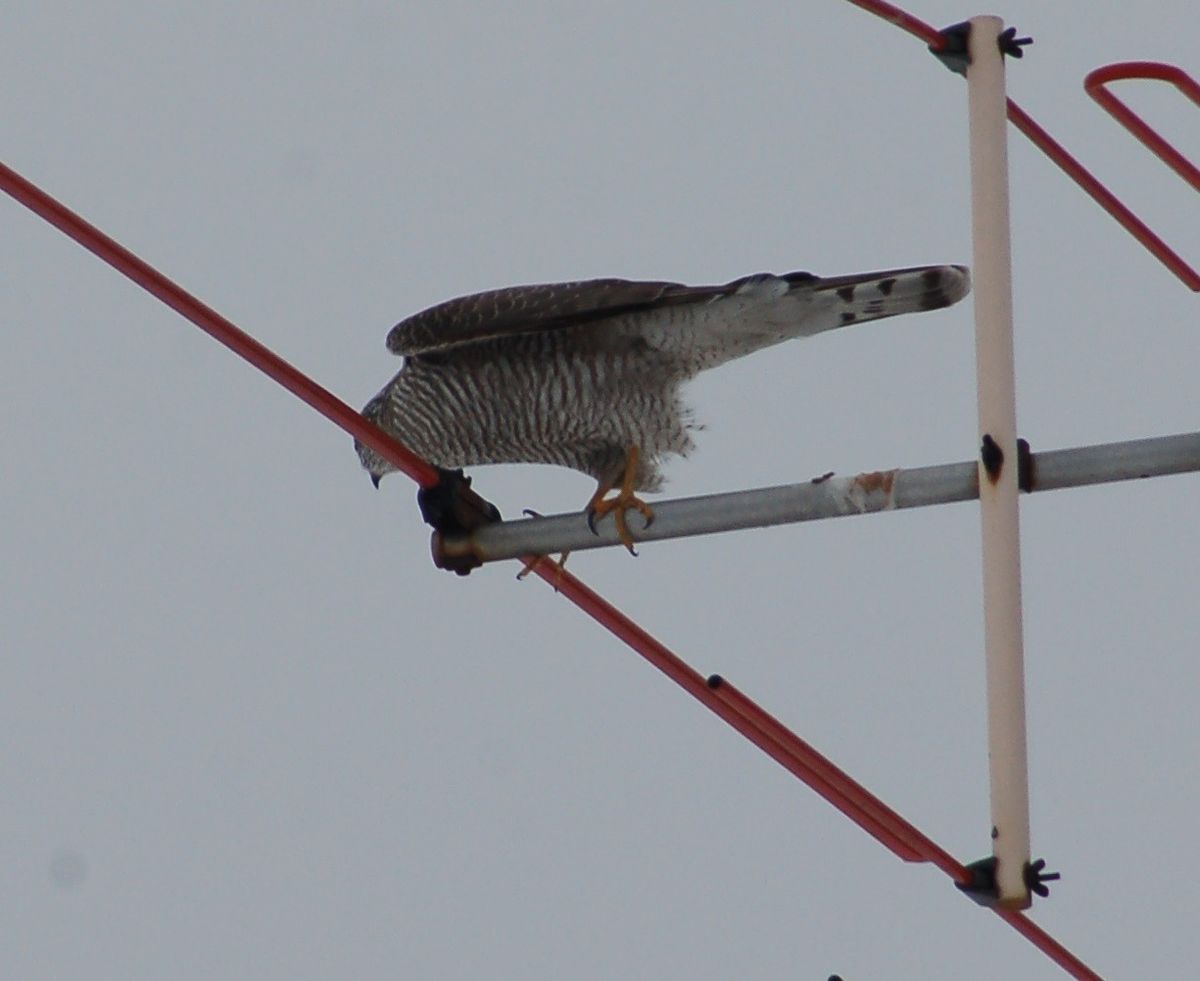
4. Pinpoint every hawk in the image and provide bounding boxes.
[357,264,970,548]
